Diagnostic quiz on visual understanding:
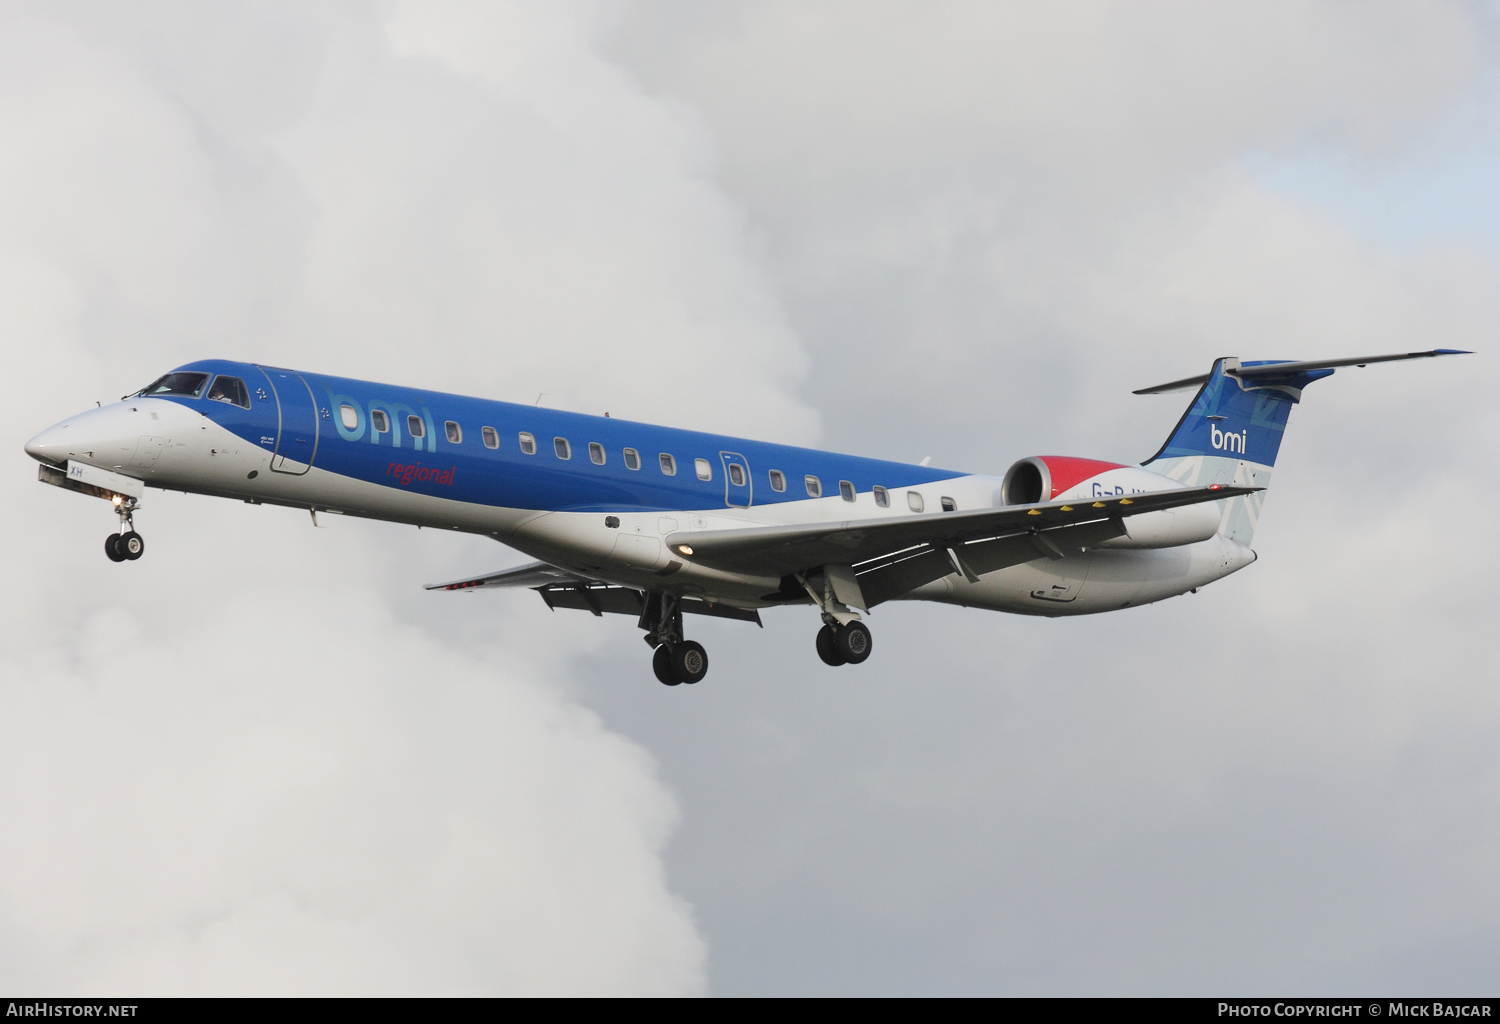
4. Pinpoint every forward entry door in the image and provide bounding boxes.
[258,367,320,475]
[720,452,751,507]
